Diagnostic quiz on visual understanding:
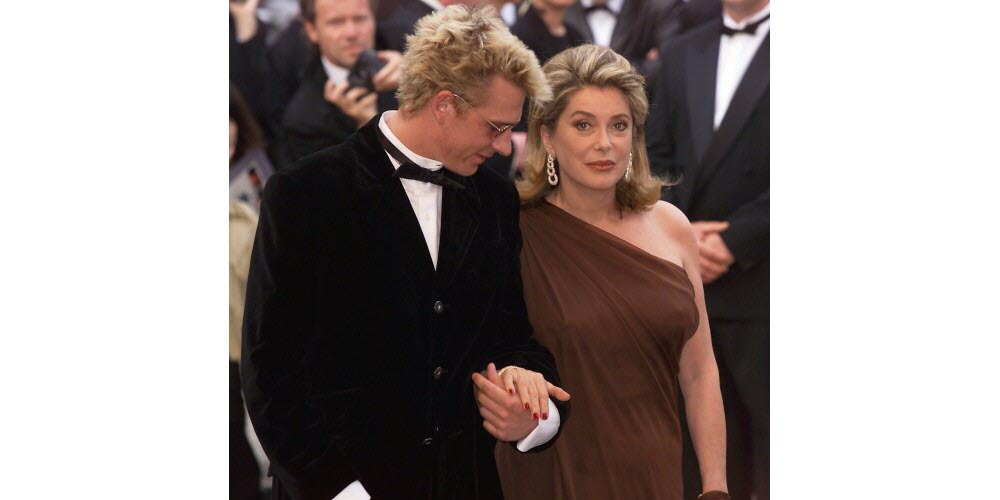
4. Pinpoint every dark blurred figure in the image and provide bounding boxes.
[646,0,769,499]
[231,0,296,169]
[561,0,676,80]
[230,84,275,209]
[281,0,403,162]
[231,198,263,500]
[231,84,267,500]
[510,0,586,65]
